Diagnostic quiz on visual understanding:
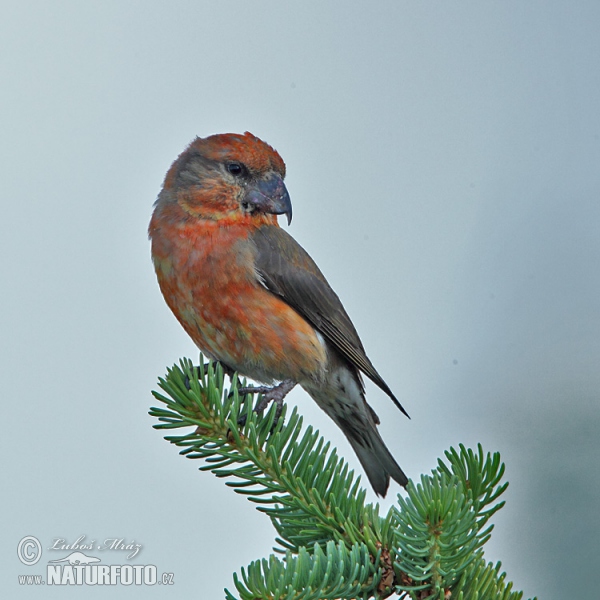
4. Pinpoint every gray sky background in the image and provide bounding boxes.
[2,2,599,599]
